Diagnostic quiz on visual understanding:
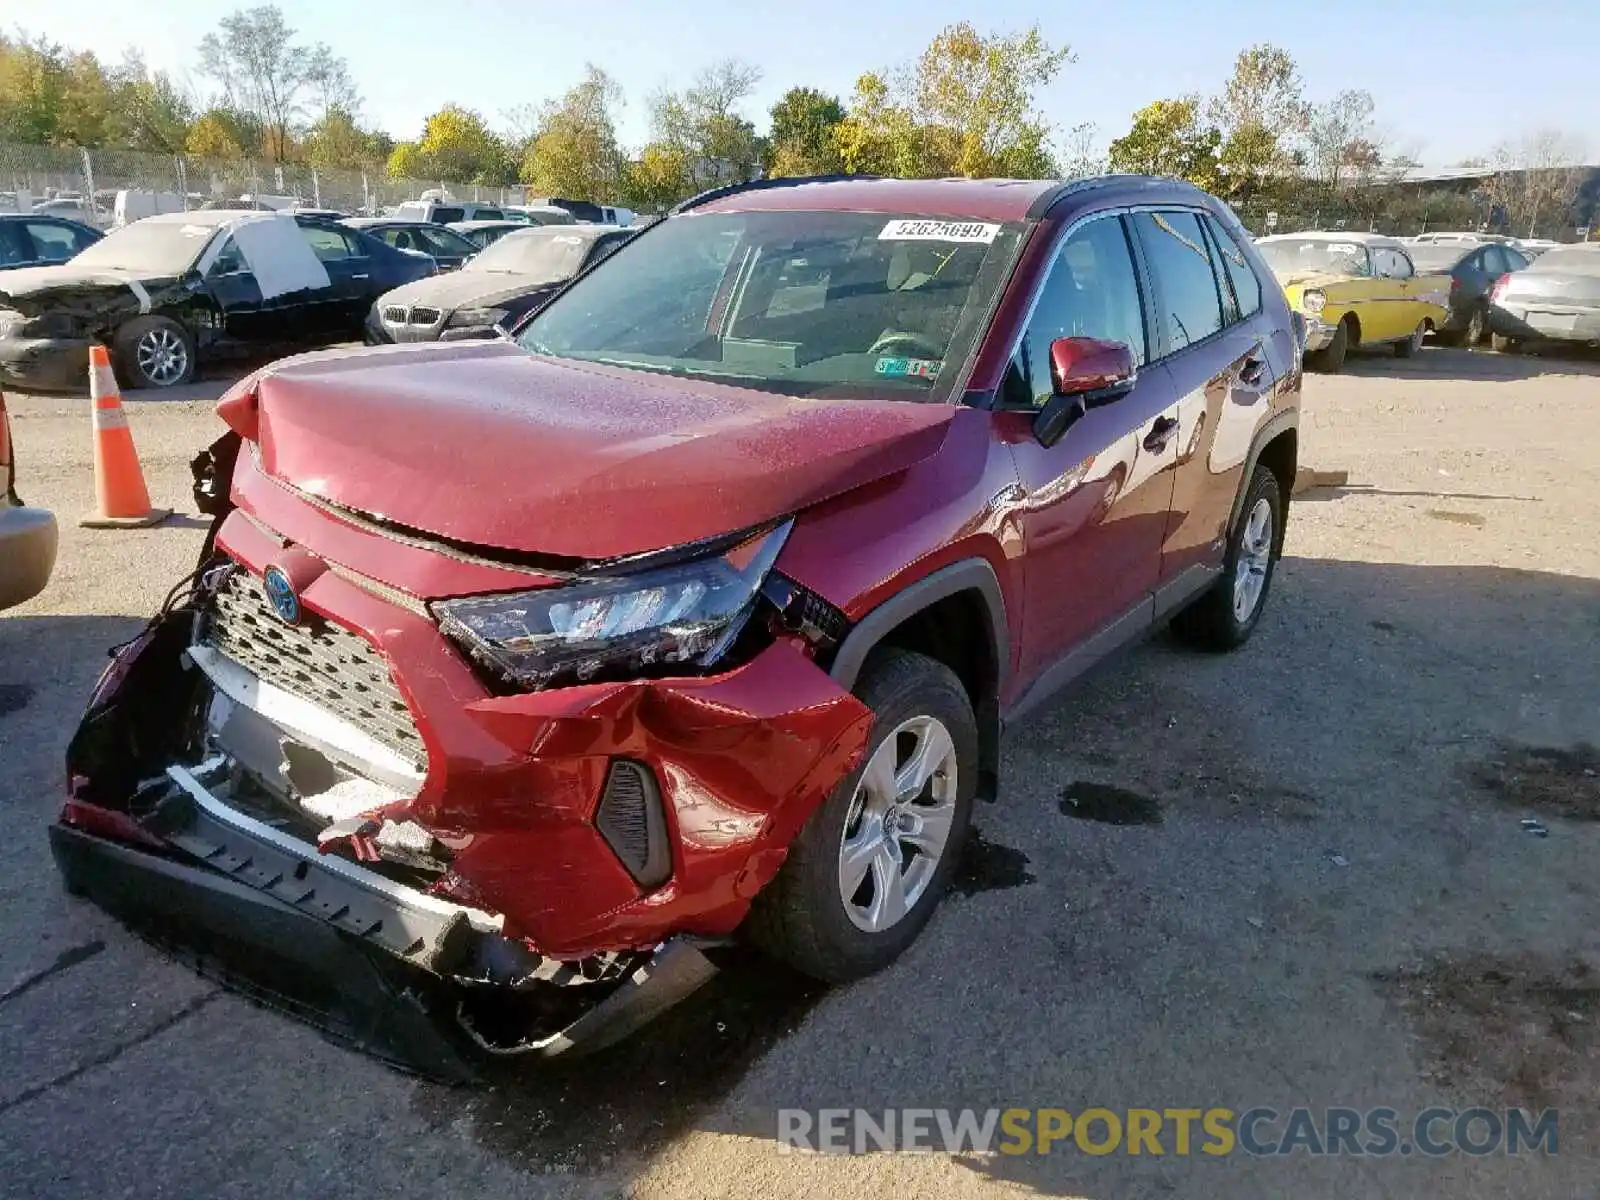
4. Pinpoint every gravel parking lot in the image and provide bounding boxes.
[2,345,1597,1198]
